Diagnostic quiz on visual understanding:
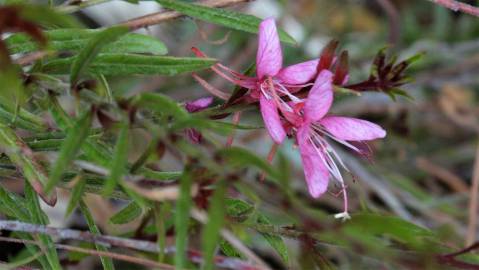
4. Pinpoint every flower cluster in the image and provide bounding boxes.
[194,18,387,220]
